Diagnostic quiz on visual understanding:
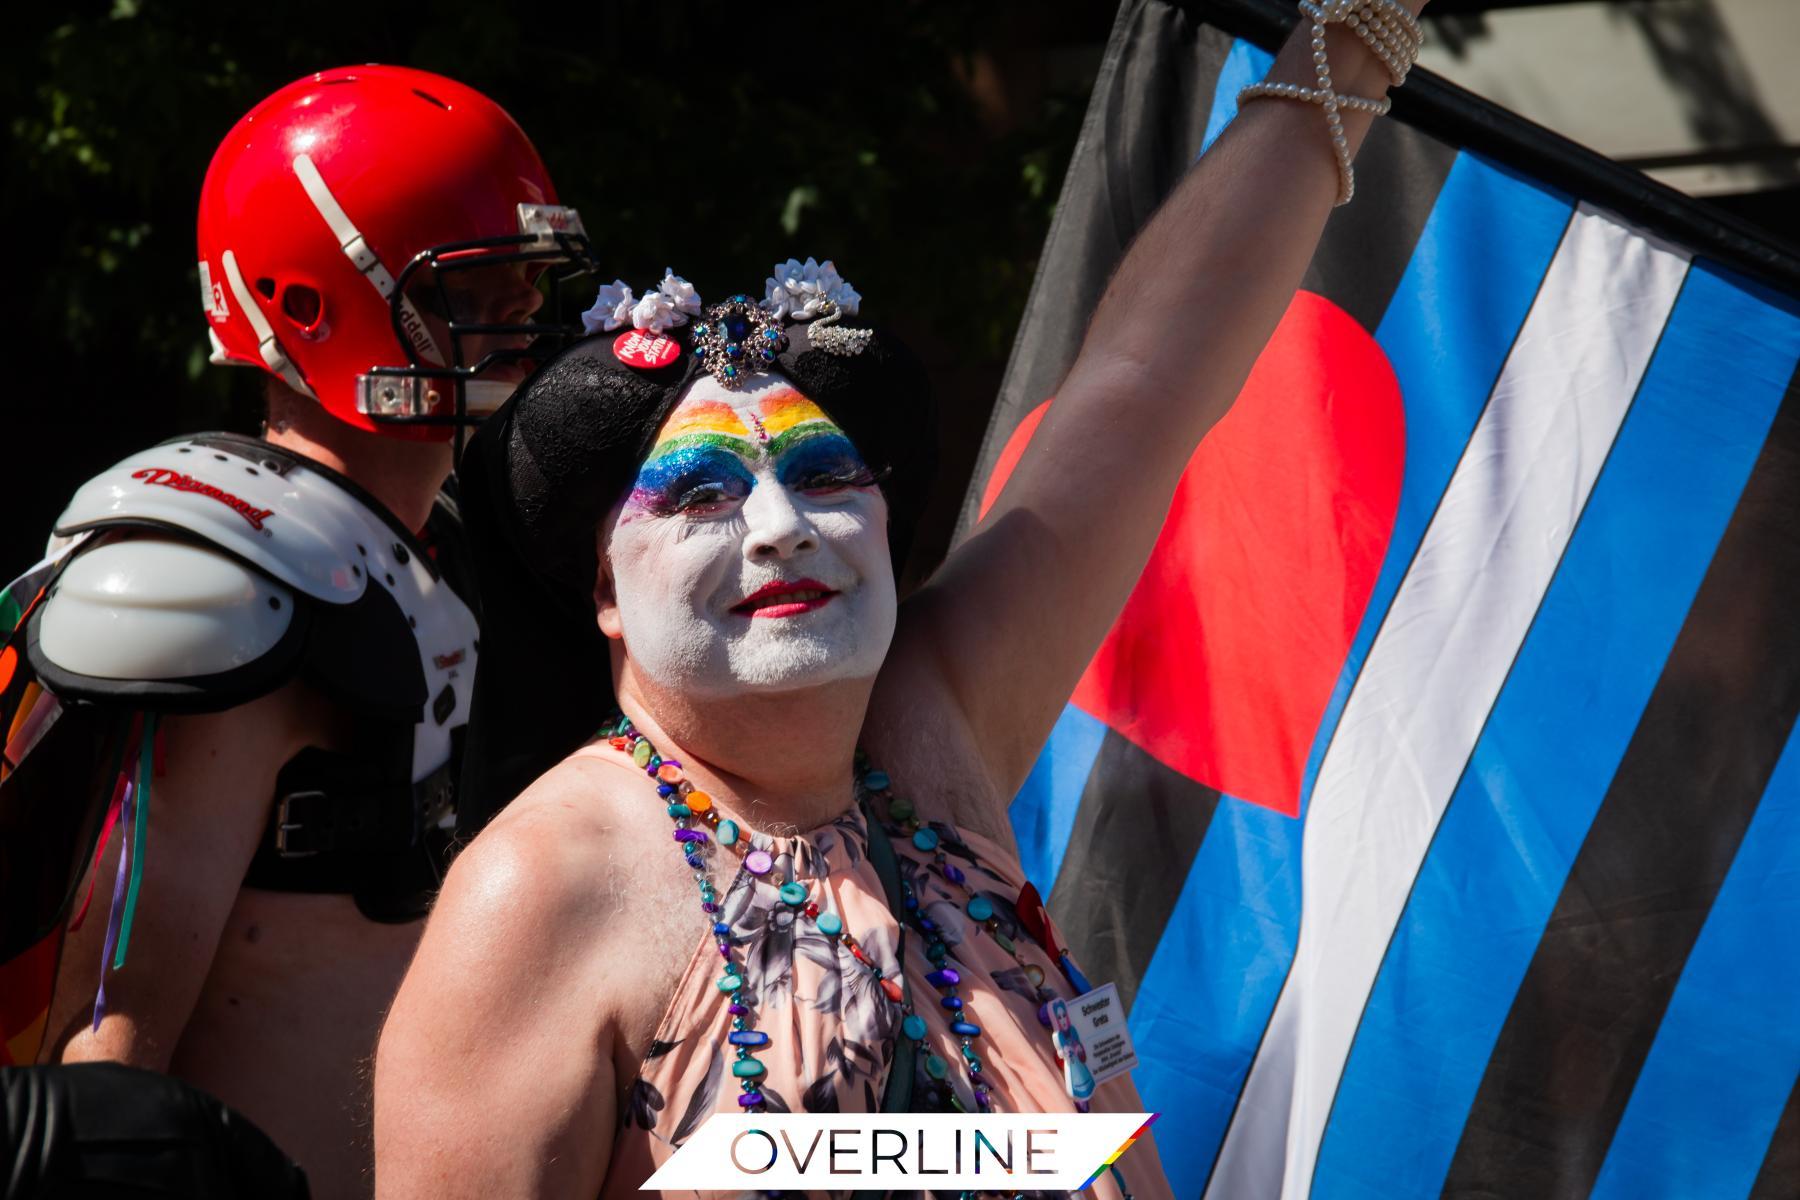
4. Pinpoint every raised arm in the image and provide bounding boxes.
[374,770,623,1200]
[903,1,1429,799]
